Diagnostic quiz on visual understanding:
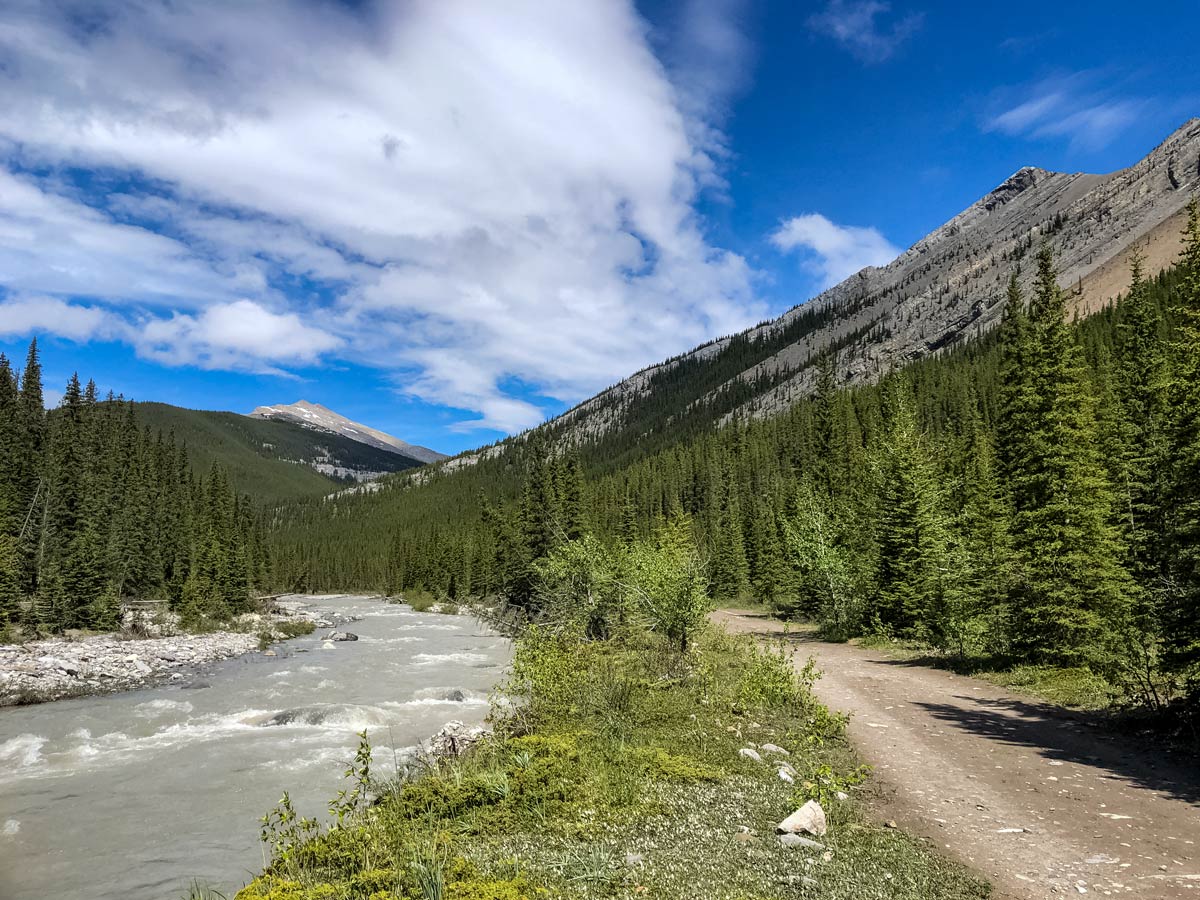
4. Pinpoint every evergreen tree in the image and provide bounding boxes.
[1165,199,1200,675]
[1003,248,1132,668]
[709,474,750,602]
